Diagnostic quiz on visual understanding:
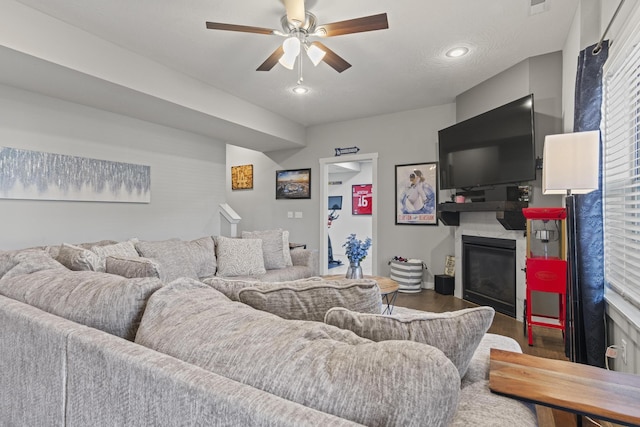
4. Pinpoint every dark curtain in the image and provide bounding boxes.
[569,40,608,367]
